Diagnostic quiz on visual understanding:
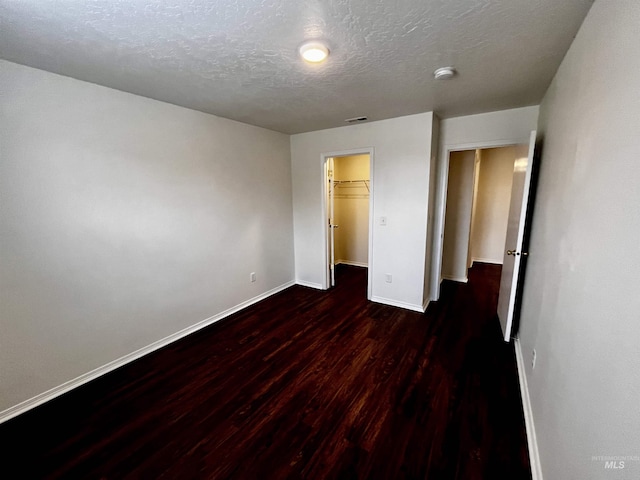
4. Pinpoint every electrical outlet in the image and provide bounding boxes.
[385,273,392,283]
[250,272,256,283]
[532,349,537,370]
